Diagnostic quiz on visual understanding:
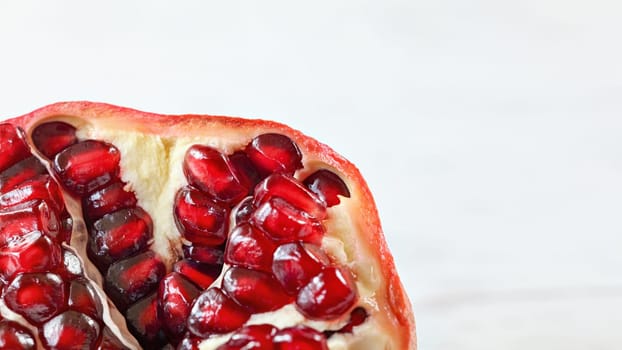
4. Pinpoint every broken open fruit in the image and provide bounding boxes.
[0,102,415,349]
